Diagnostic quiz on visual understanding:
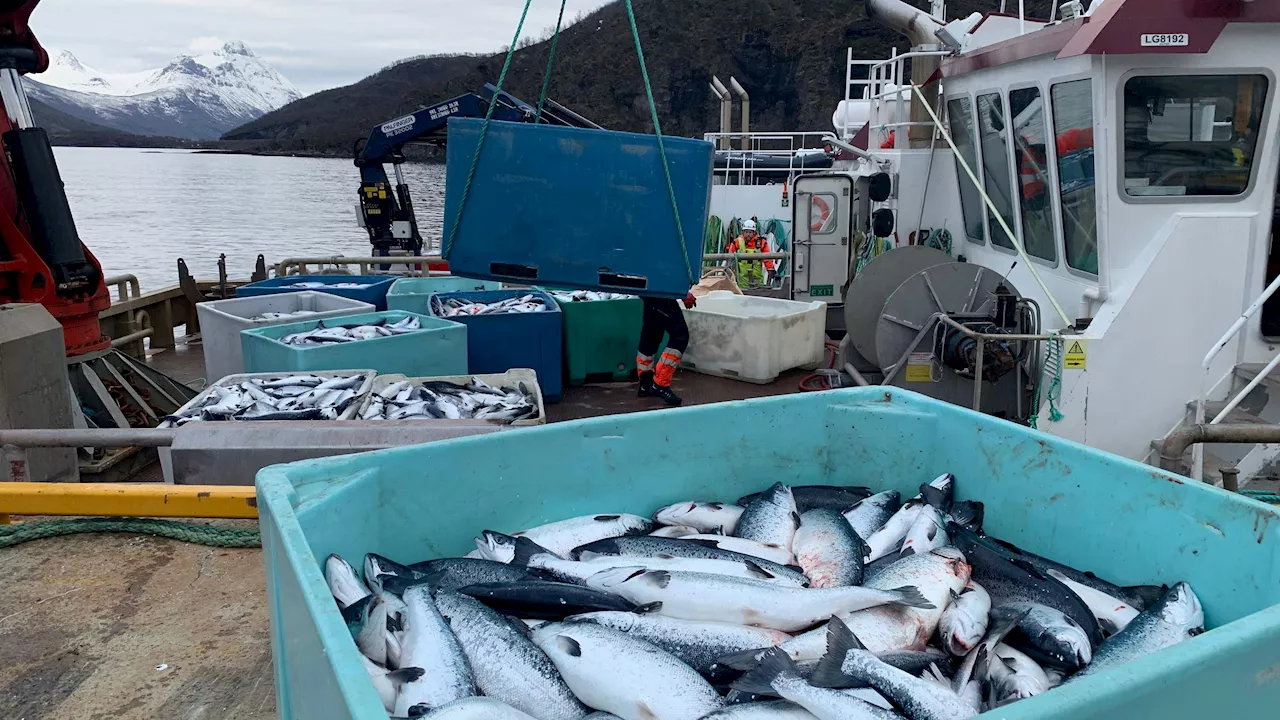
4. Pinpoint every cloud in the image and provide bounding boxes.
[187,36,225,54]
[30,0,619,95]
